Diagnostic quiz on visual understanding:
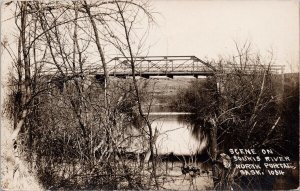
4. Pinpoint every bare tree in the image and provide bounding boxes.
[171,41,286,190]
[3,1,162,189]
[108,0,159,188]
